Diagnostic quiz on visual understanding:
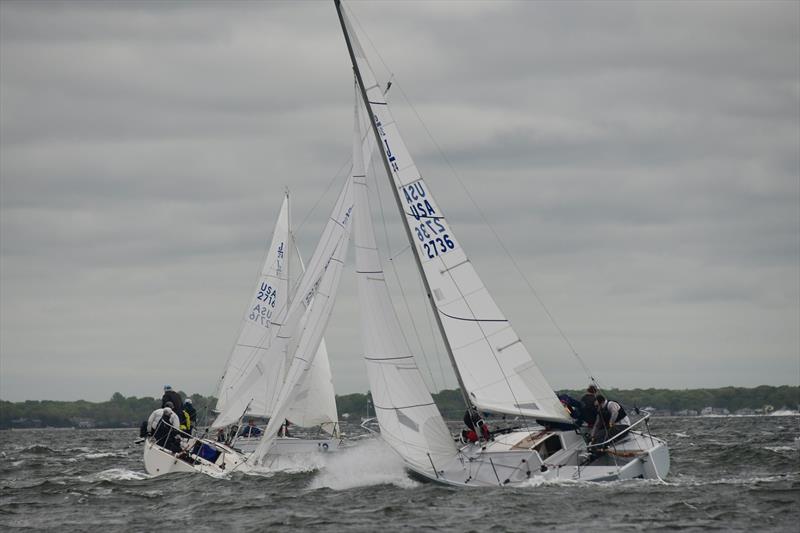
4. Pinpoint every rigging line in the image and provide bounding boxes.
[295,155,352,234]
[348,1,593,382]
[368,131,442,394]
[393,79,594,384]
